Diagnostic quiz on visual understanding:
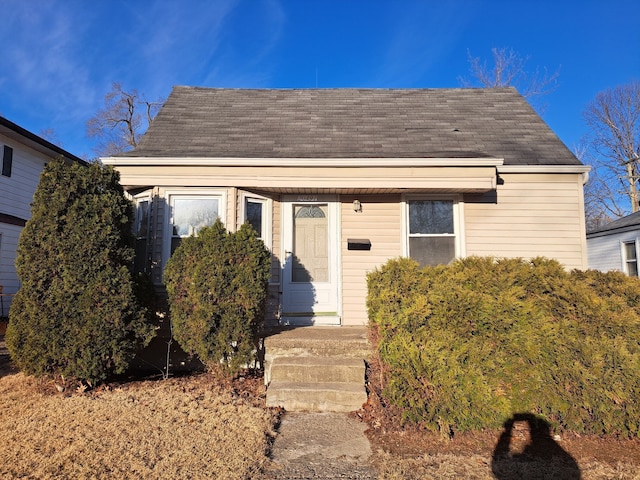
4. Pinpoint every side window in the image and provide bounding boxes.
[245,198,265,239]
[622,240,639,277]
[2,145,13,177]
[406,199,458,267]
[241,194,271,249]
[169,195,222,255]
[133,195,151,274]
